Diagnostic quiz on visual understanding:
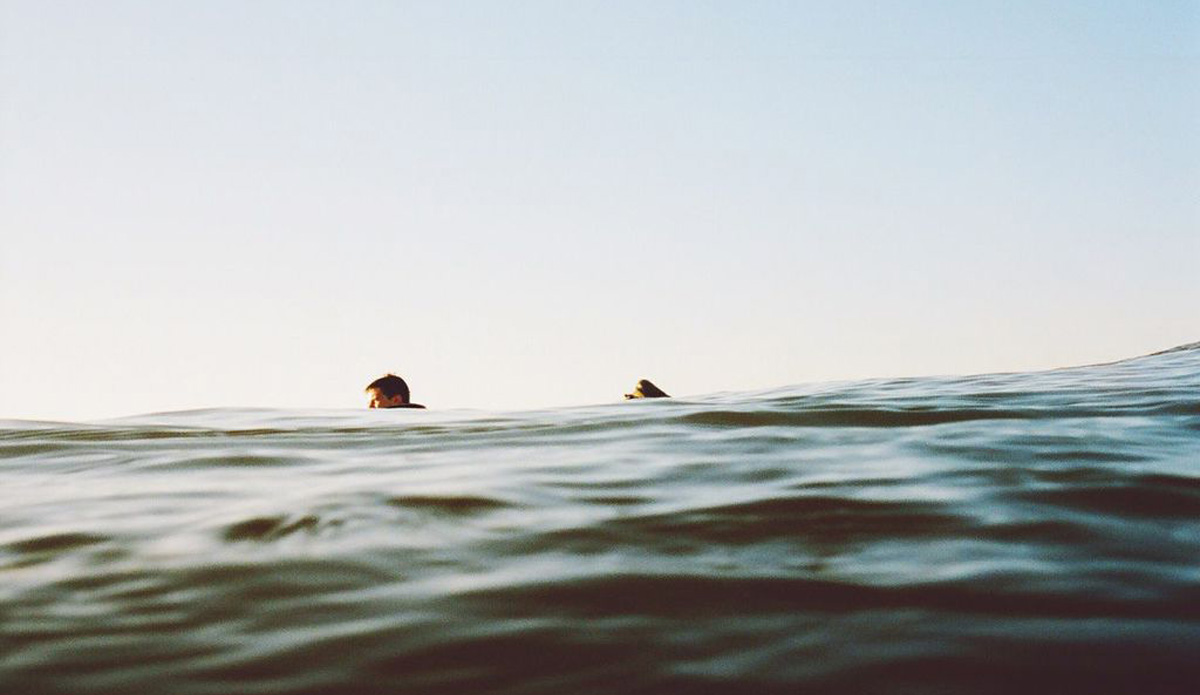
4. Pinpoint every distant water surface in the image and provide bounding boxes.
[3,345,1200,694]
